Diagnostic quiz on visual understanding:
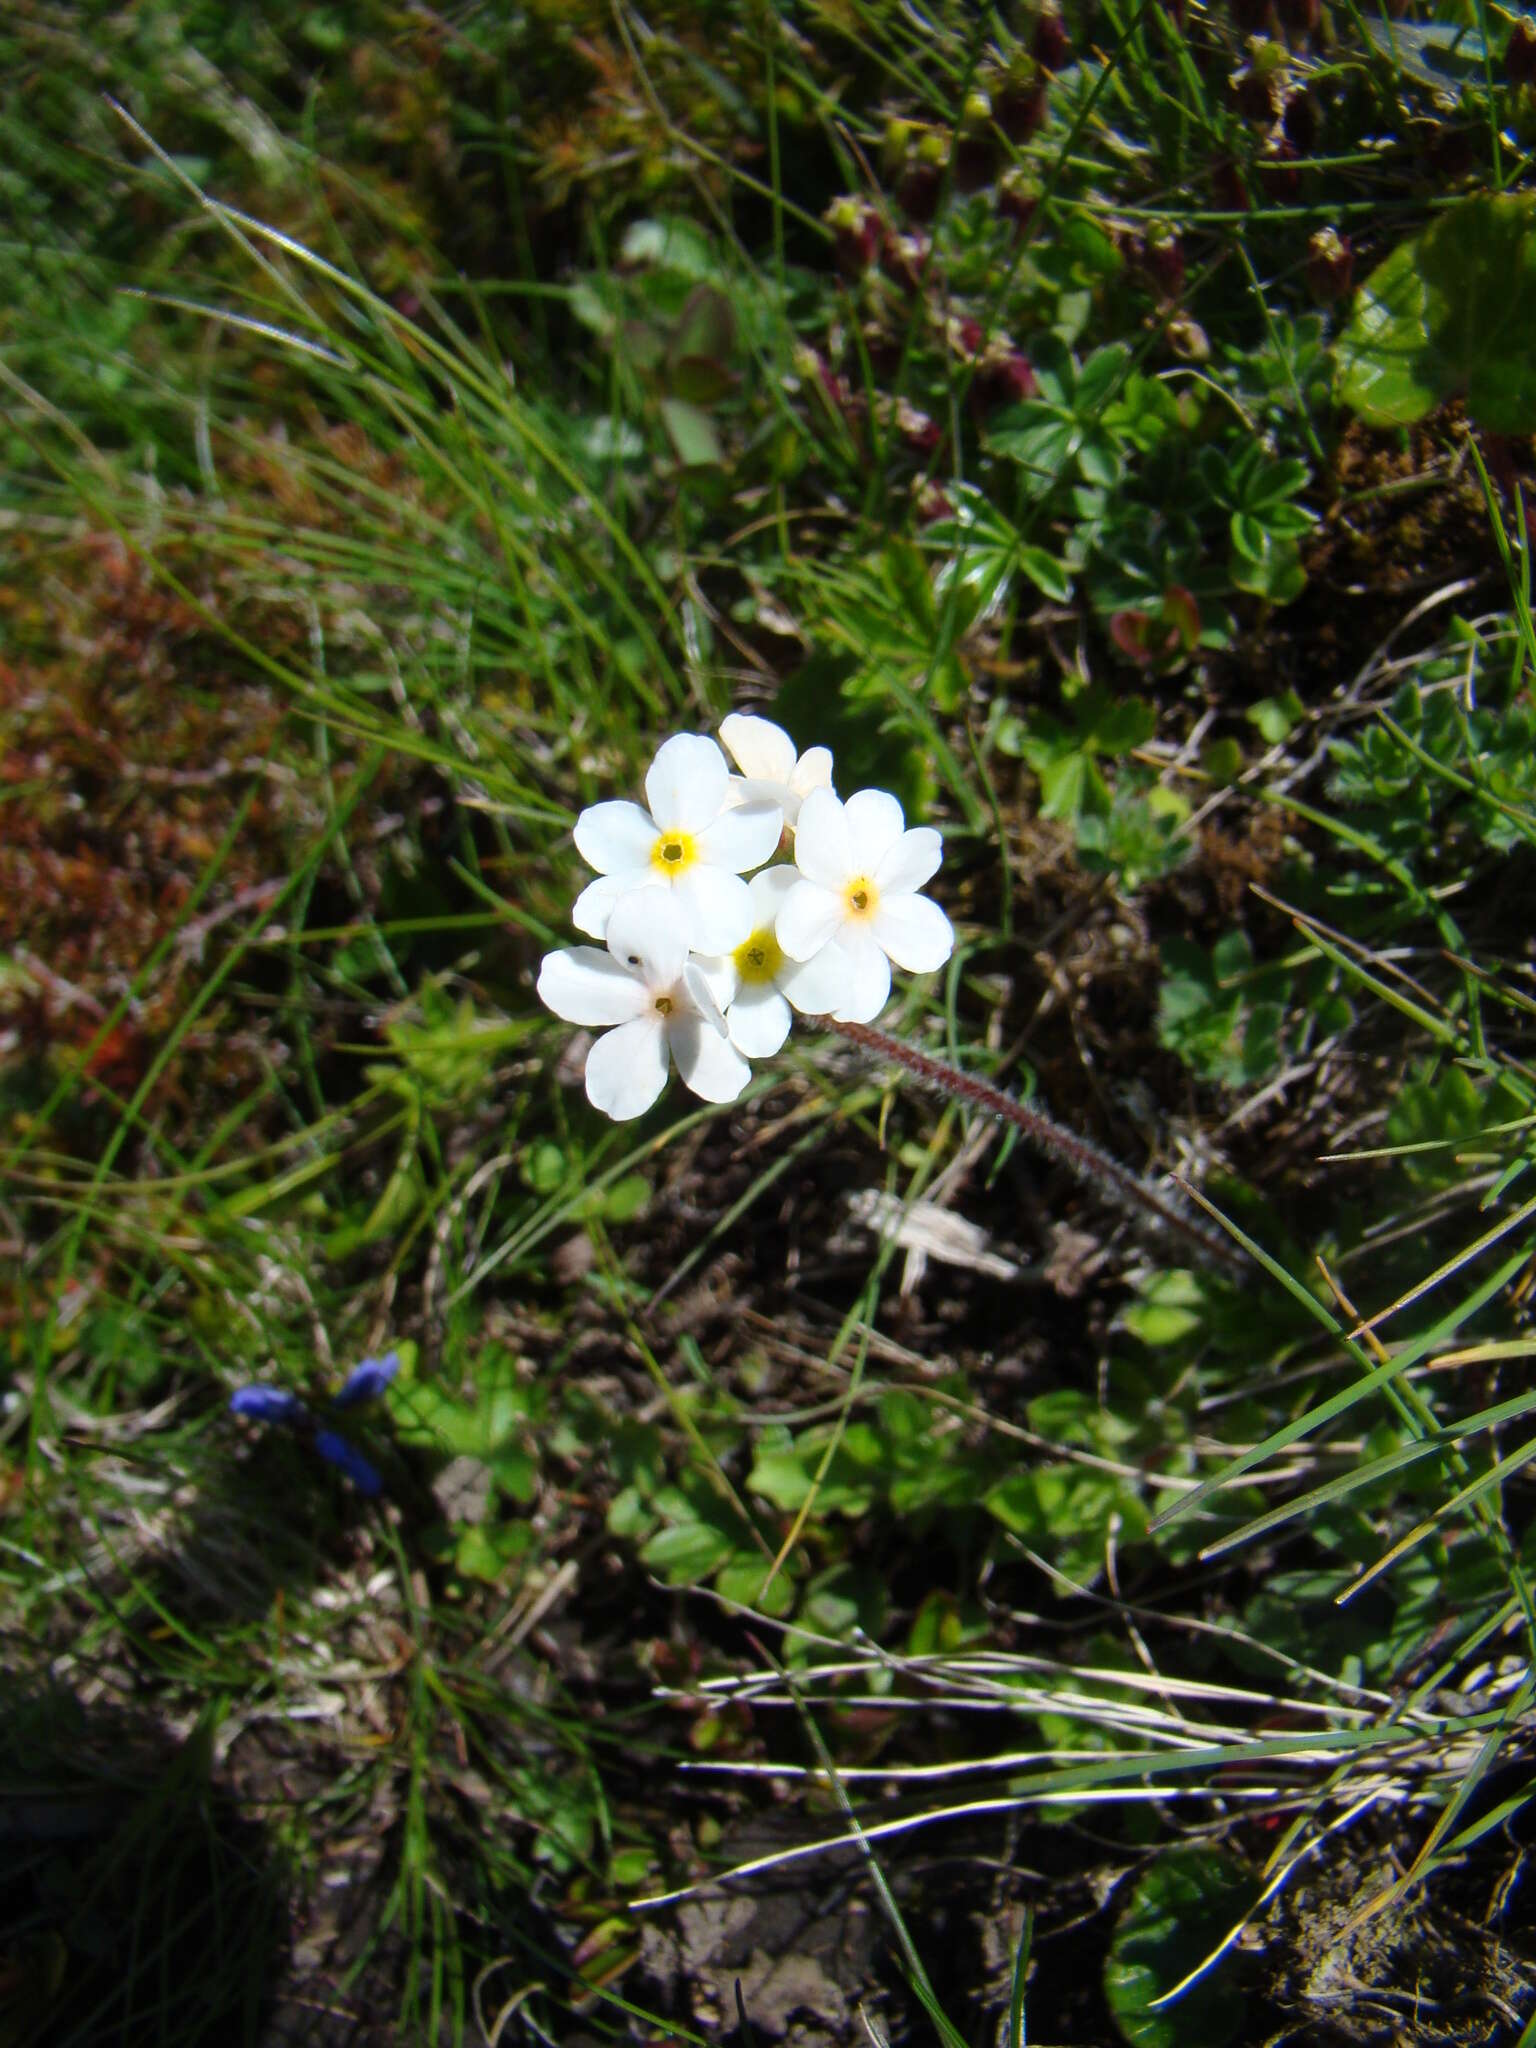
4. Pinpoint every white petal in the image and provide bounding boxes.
[746,864,799,920]
[776,939,852,1016]
[682,960,730,1035]
[644,733,729,833]
[874,825,943,897]
[606,887,690,988]
[727,985,792,1057]
[732,774,803,823]
[697,800,783,875]
[832,925,891,1023]
[537,947,648,1026]
[573,799,657,875]
[585,1017,670,1120]
[669,1015,752,1103]
[719,713,796,784]
[691,953,739,1015]
[788,746,835,799]
[671,865,753,952]
[573,868,648,939]
[791,787,852,889]
[873,892,955,974]
[843,788,906,869]
[776,878,844,961]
